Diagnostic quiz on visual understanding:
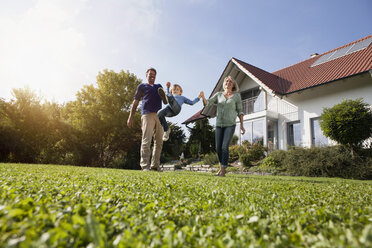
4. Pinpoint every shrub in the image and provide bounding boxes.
[320,98,372,155]
[248,143,266,161]
[263,150,287,168]
[229,145,246,163]
[239,153,253,167]
[283,146,372,179]
[203,153,219,166]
